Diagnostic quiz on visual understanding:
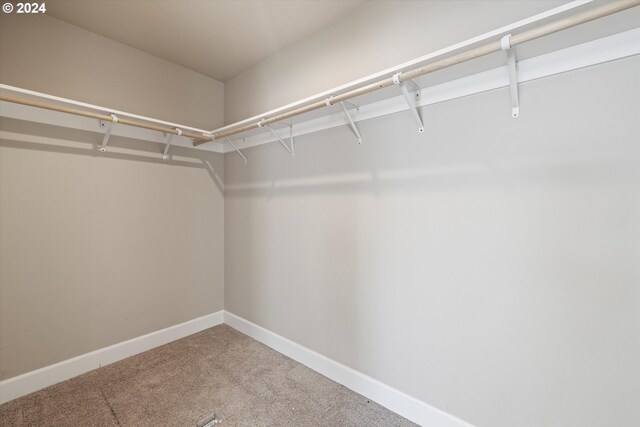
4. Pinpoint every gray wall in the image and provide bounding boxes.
[224,57,640,427]
[224,0,565,123]
[0,15,225,380]
[224,2,640,424]
[2,4,639,427]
